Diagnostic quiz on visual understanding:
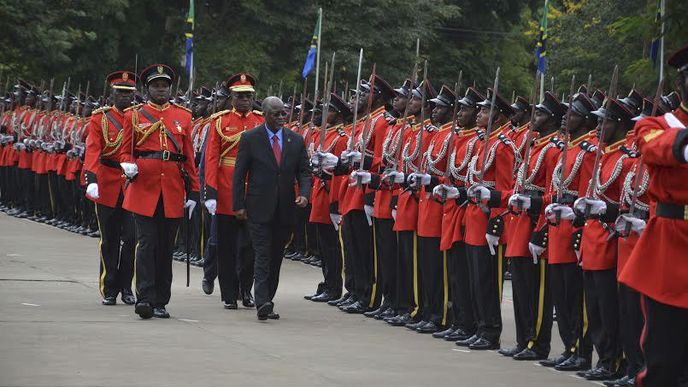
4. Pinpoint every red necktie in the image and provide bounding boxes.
[272,134,281,166]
